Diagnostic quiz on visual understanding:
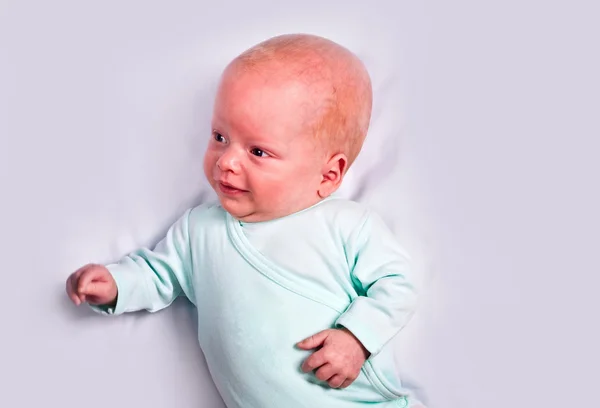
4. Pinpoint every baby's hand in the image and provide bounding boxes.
[65,263,117,307]
[297,328,370,389]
